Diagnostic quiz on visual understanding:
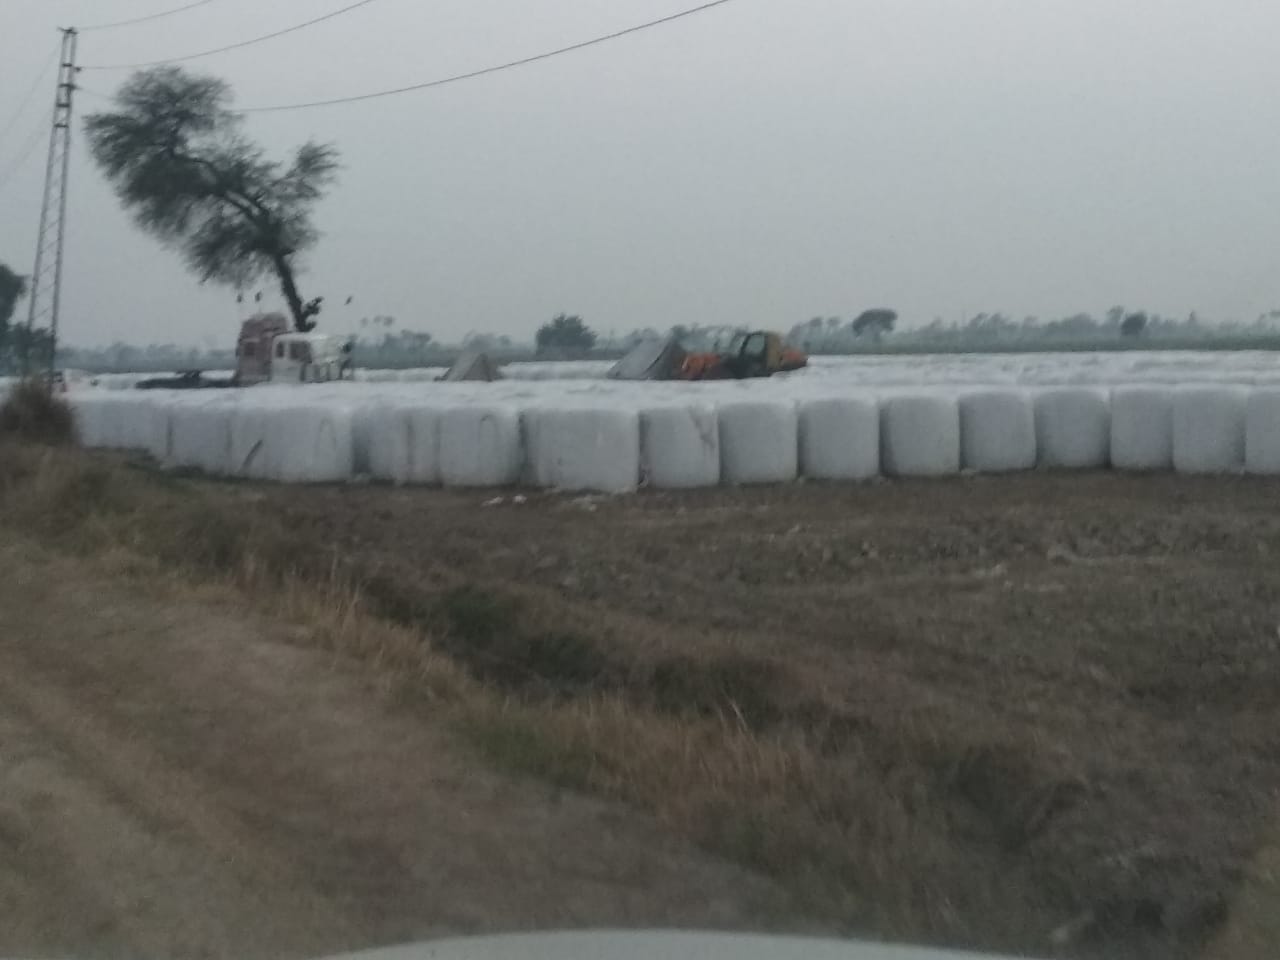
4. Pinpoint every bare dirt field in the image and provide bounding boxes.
[3,447,1280,960]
